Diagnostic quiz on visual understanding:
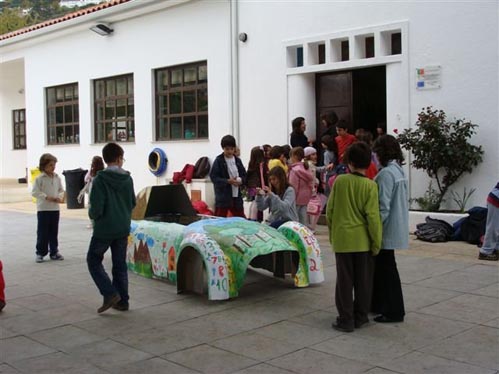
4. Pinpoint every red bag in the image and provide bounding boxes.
[172,164,195,184]
[184,164,195,183]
